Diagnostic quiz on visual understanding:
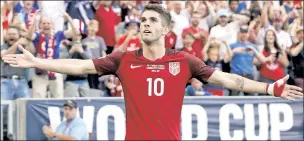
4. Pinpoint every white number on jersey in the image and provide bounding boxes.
[147,78,164,96]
